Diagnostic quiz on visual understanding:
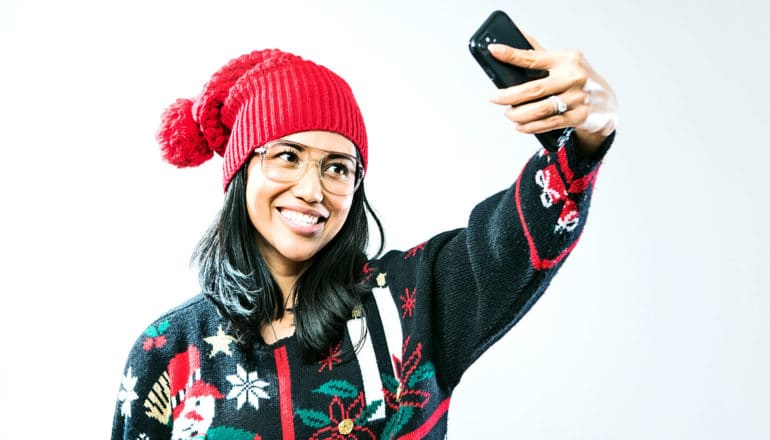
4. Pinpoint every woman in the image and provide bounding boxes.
[112,40,617,439]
